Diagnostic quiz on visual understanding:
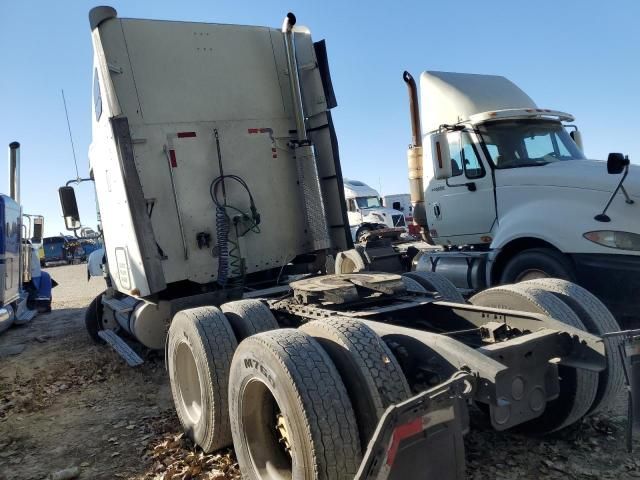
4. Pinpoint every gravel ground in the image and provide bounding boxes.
[0,264,638,479]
